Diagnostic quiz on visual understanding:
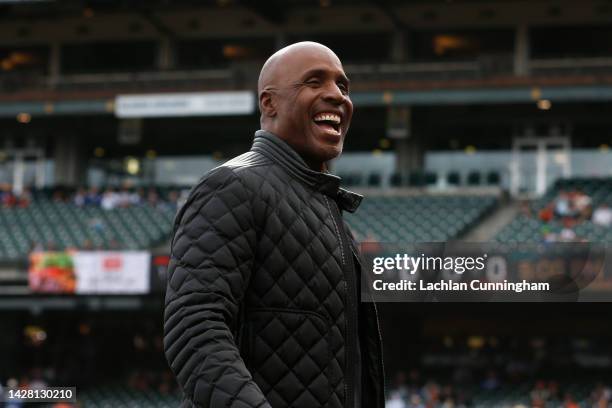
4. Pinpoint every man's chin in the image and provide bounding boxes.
[317,144,343,164]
